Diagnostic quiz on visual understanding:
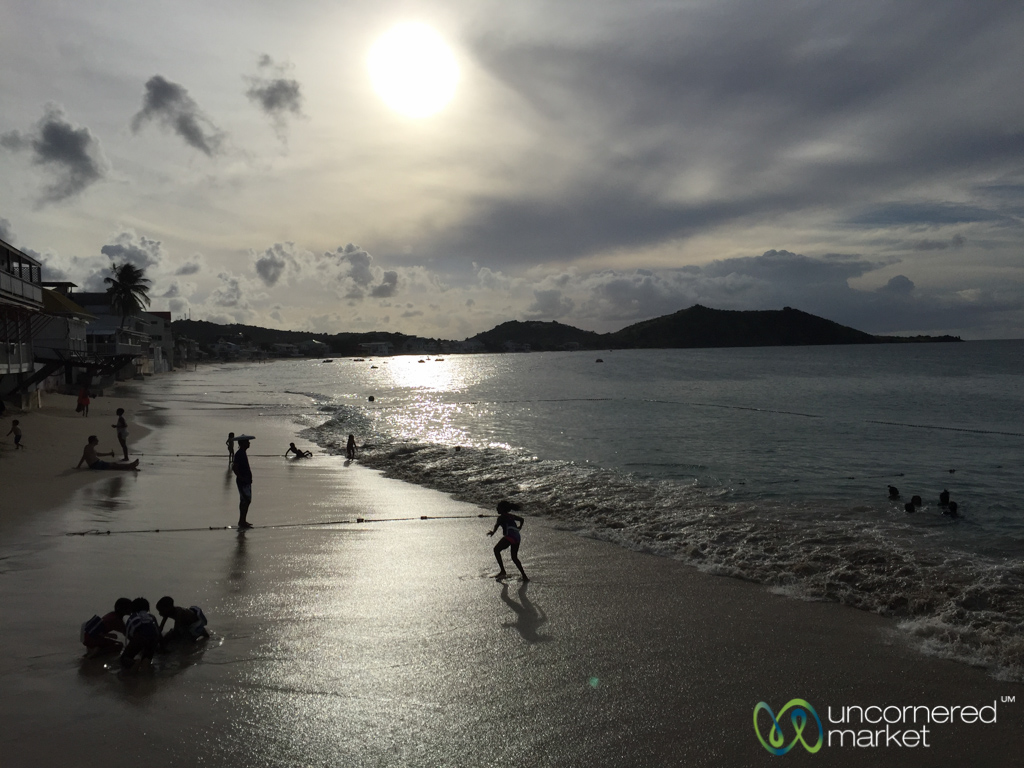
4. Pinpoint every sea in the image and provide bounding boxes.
[159,340,1024,680]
